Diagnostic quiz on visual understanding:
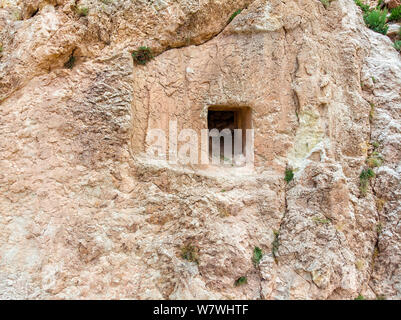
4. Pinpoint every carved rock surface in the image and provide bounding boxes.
[0,0,400,299]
